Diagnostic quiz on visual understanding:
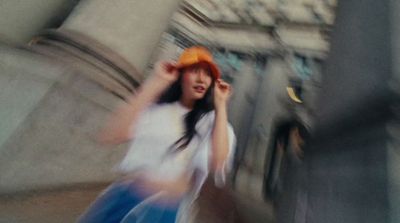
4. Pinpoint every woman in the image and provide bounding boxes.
[78,46,236,223]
